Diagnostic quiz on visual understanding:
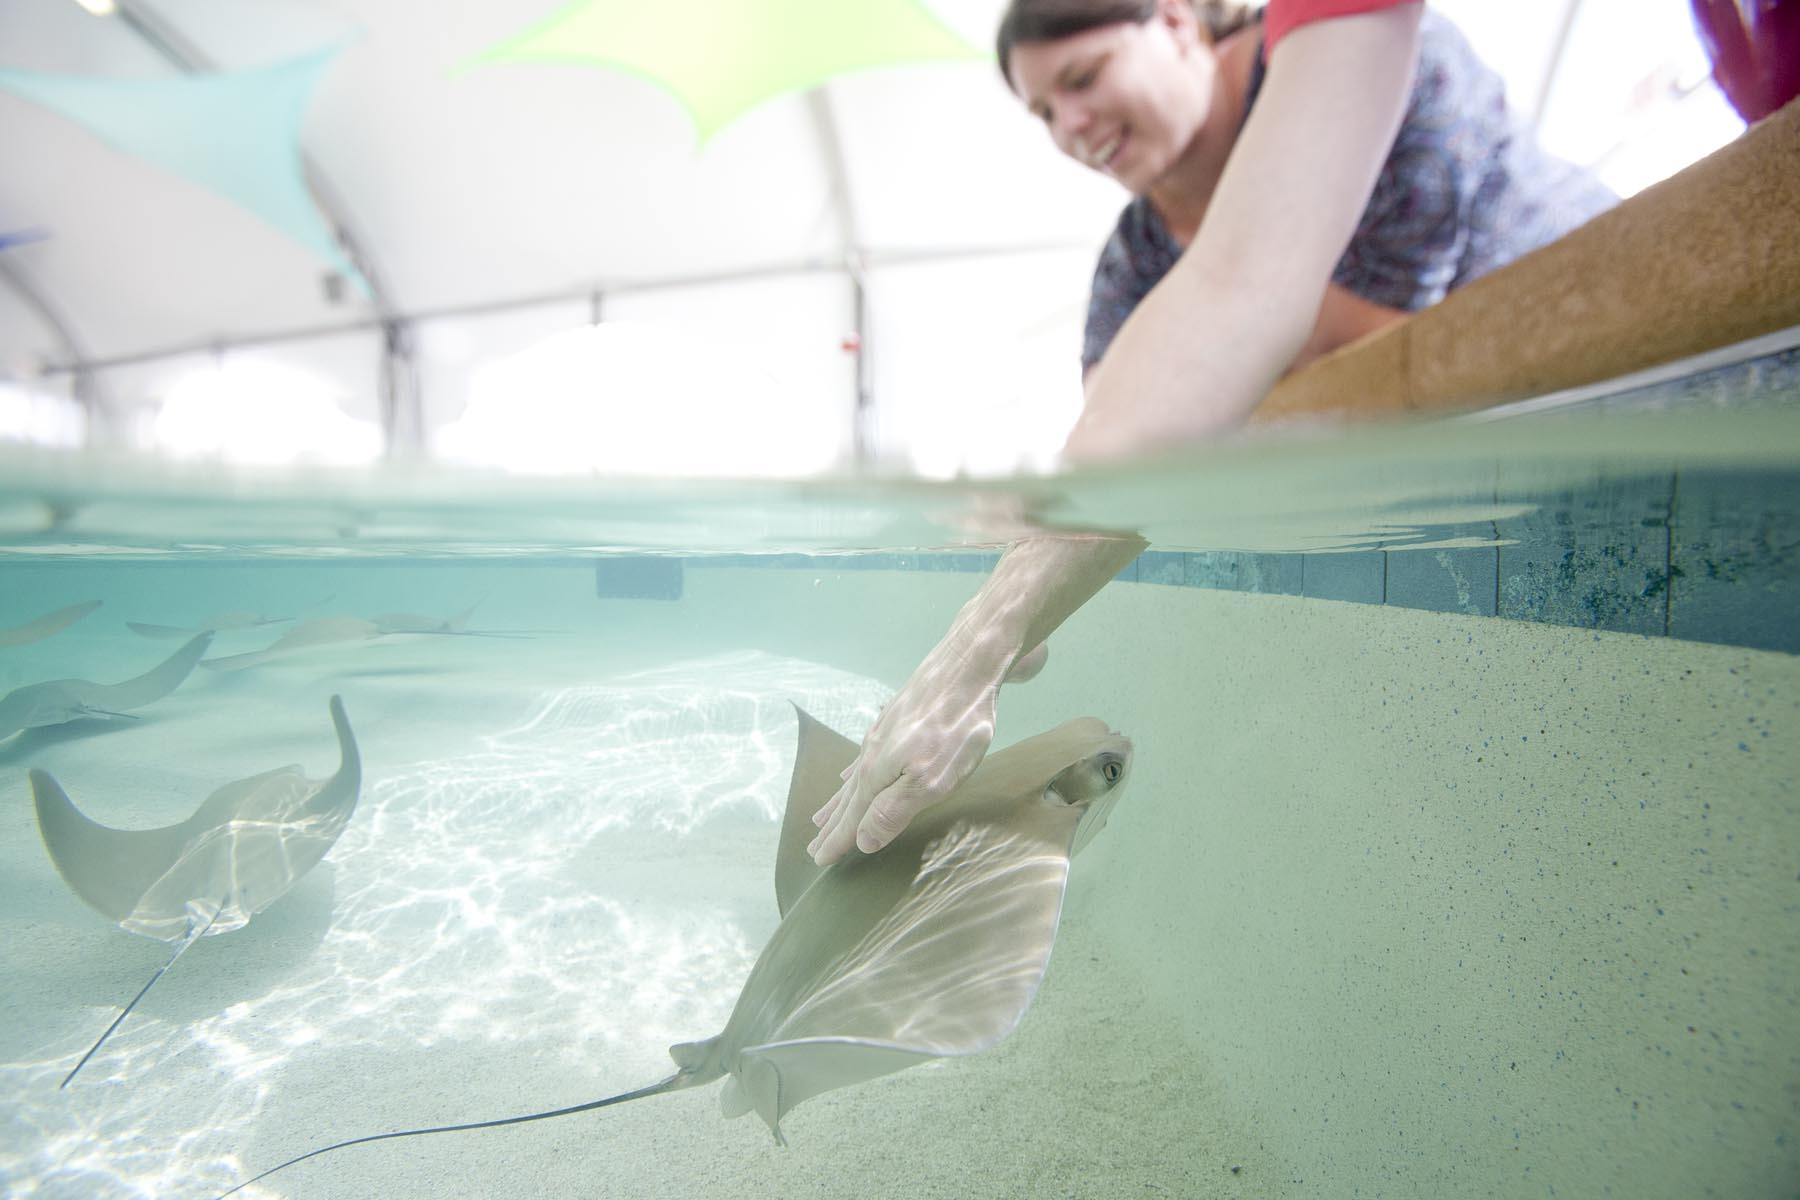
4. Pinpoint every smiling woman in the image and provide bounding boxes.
[997,0,1618,388]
